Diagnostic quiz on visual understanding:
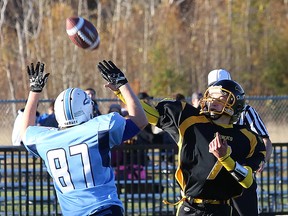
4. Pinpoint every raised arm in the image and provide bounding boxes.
[20,62,50,141]
[97,60,148,130]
